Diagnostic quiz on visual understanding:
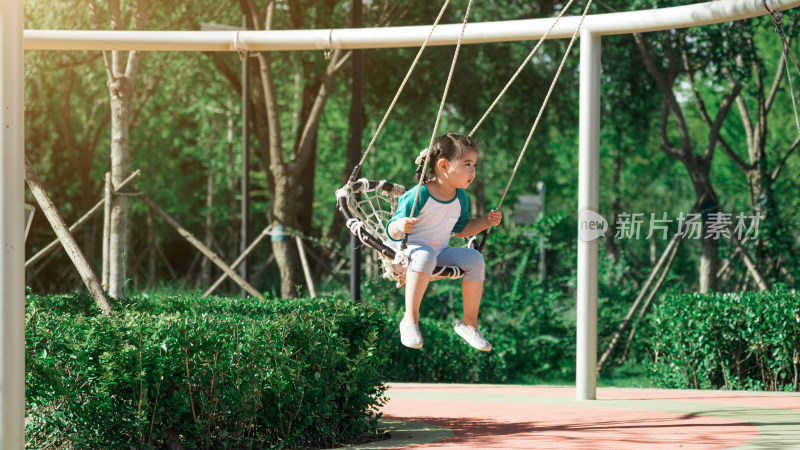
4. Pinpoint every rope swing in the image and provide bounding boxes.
[404,0,474,250]
[765,0,800,137]
[337,0,594,284]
